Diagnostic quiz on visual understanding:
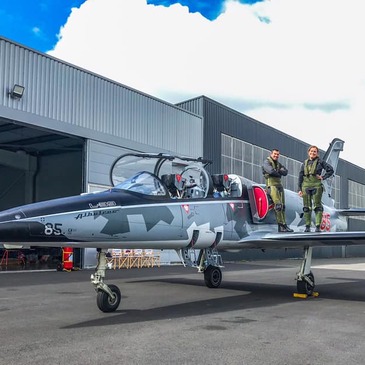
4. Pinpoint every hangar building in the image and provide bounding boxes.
[1,36,364,268]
